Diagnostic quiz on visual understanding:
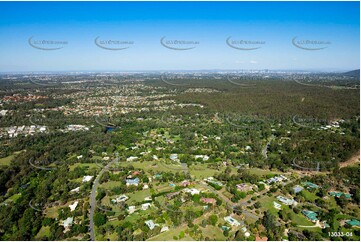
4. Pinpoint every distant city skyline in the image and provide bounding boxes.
[0,1,359,72]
